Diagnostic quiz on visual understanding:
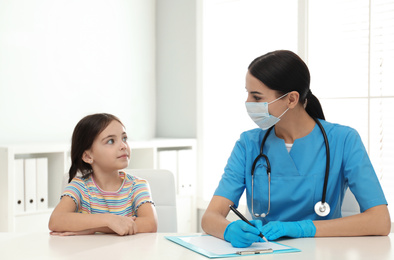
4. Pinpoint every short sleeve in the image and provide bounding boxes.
[342,128,387,212]
[61,178,85,212]
[131,178,154,213]
[214,134,248,207]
